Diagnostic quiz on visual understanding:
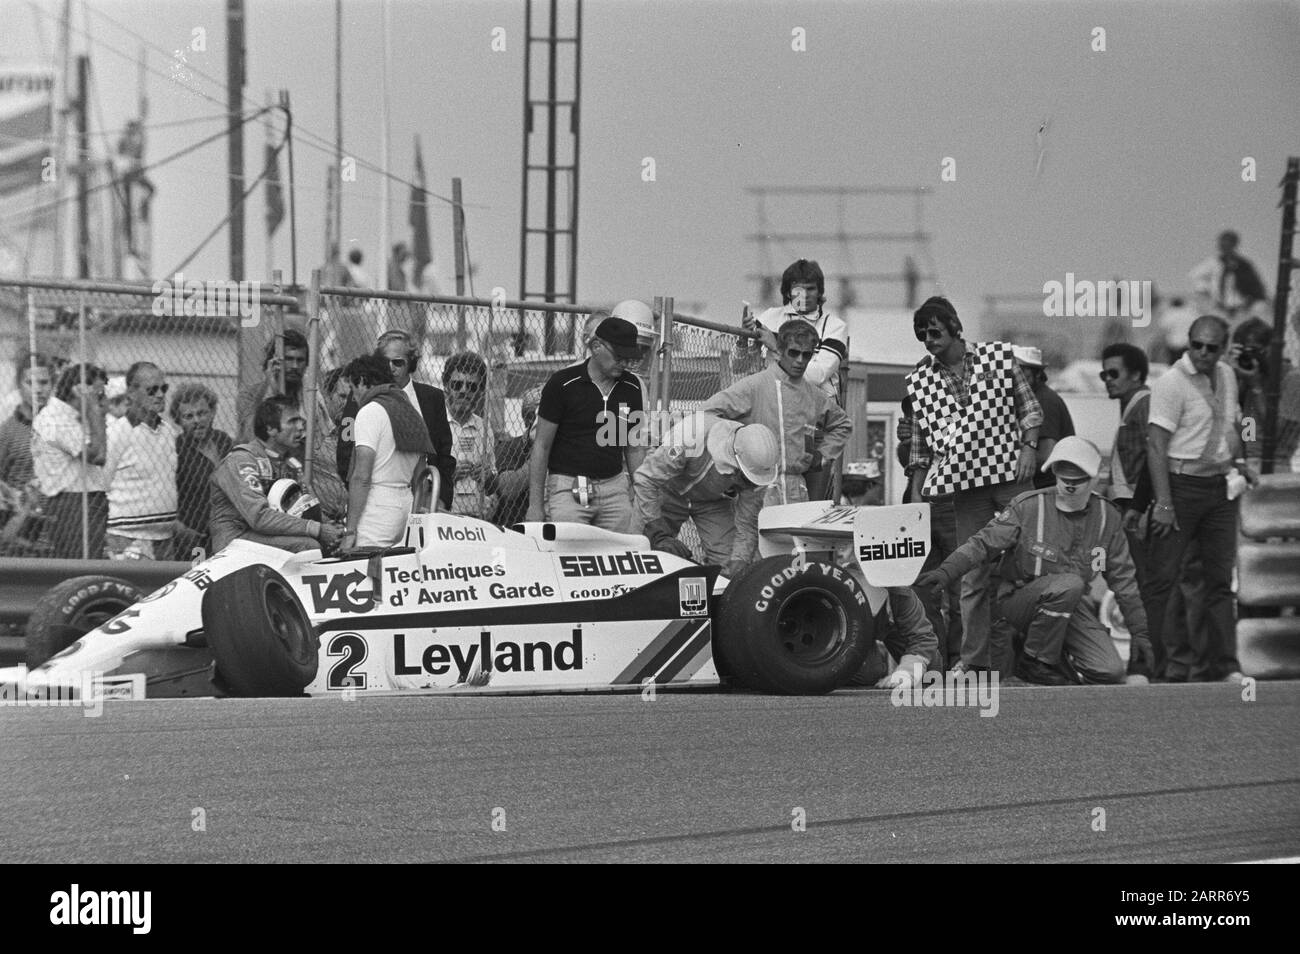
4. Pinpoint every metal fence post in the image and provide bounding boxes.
[658,296,674,416]
[304,268,322,488]
[78,291,89,559]
[272,269,285,394]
